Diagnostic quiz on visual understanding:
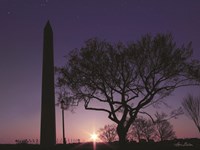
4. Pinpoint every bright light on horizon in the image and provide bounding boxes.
[90,132,98,142]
